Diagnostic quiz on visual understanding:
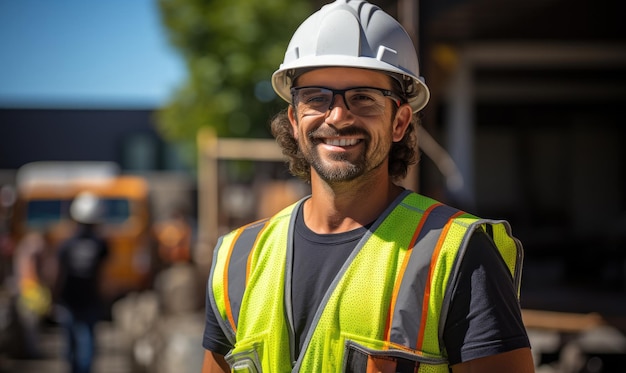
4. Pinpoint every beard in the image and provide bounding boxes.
[301,125,384,183]
[309,148,364,182]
